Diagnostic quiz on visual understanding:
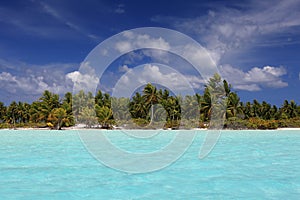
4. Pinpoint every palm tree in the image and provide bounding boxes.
[16,102,31,124]
[270,105,279,120]
[78,107,98,128]
[111,97,131,123]
[129,92,147,119]
[242,102,252,119]
[7,101,18,128]
[38,90,60,122]
[164,96,181,128]
[61,92,74,126]
[95,105,113,129]
[95,90,104,107]
[0,102,6,123]
[252,99,261,118]
[182,95,199,120]
[48,108,69,130]
[260,101,272,120]
[206,73,226,100]
[143,83,159,123]
[17,102,26,123]
[200,87,212,122]
[289,100,298,118]
[72,90,94,120]
[223,79,231,97]
[102,93,111,108]
[226,92,243,119]
[280,100,298,119]
[201,73,228,128]
[30,101,42,123]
